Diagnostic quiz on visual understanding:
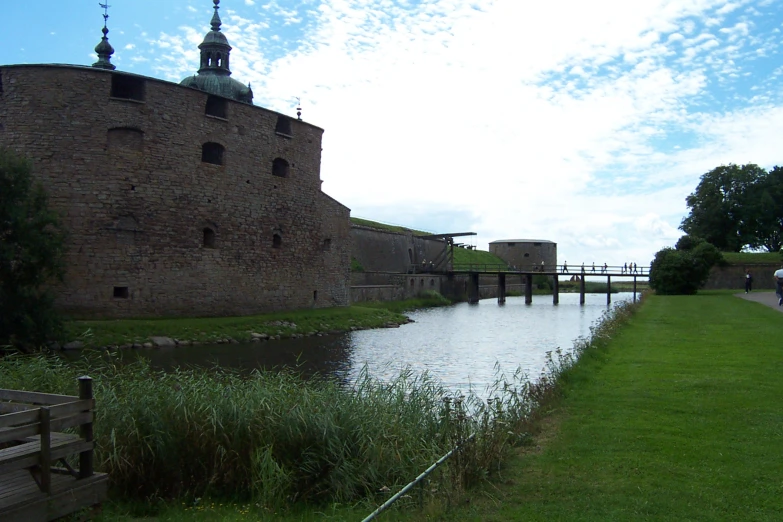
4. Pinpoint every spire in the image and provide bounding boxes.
[92,3,116,70]
[198,0,232,76]
[211,0,222,31]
